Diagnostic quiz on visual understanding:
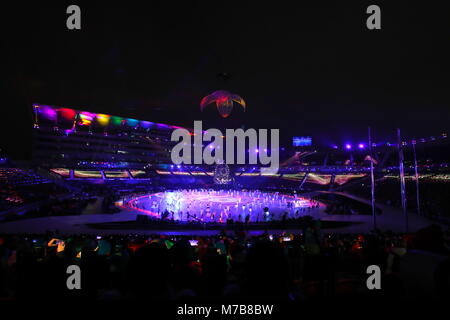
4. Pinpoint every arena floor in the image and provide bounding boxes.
[0,190,434,235]
[118,189,322,223]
